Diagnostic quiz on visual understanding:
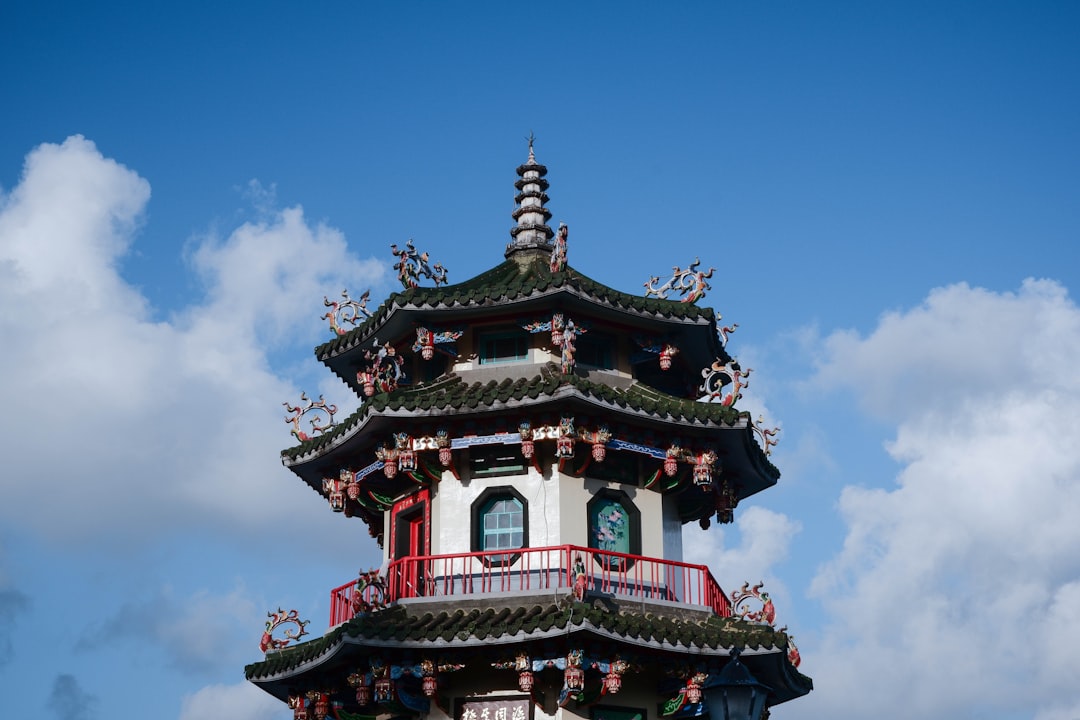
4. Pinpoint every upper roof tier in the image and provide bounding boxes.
[316,255,730,397]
